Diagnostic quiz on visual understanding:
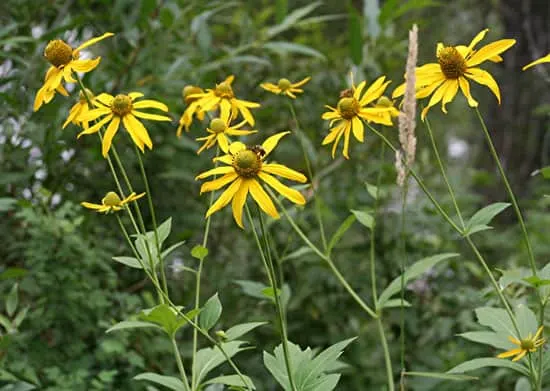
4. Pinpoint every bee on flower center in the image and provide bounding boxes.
[337,97,360,120]
[209,118,227,134]
[44,40,74,67]
[232,149,262,178]
[102,191,122,206]
[112,94,133,116]
[437,46,467,79]
[248,145,266,158]
[339,88,353,98]
[214,82,234,99]
[277,78,292,91]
